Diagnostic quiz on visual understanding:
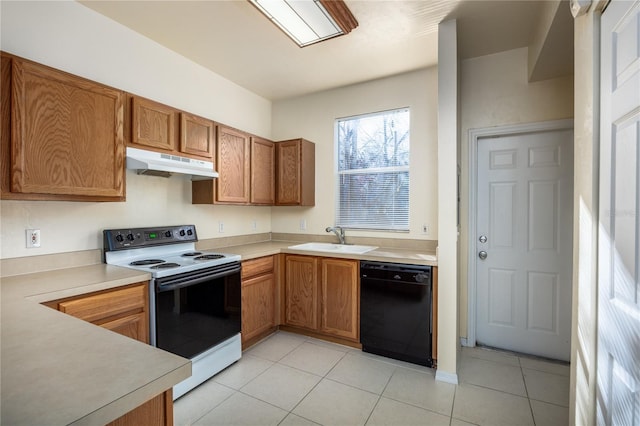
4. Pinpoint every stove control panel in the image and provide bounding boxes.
[104,225,198,251]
